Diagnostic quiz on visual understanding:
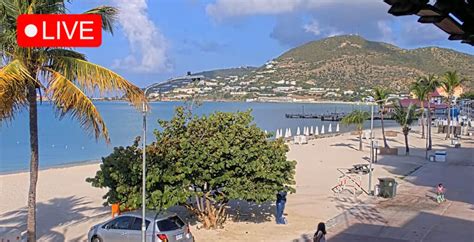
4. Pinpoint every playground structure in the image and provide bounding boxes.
[332,168,367,196]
